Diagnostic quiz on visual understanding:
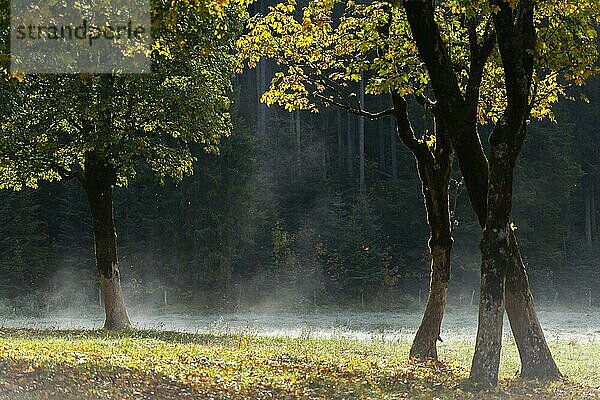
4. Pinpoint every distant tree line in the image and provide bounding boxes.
[0,75,597,311]
[0,3,597,316]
